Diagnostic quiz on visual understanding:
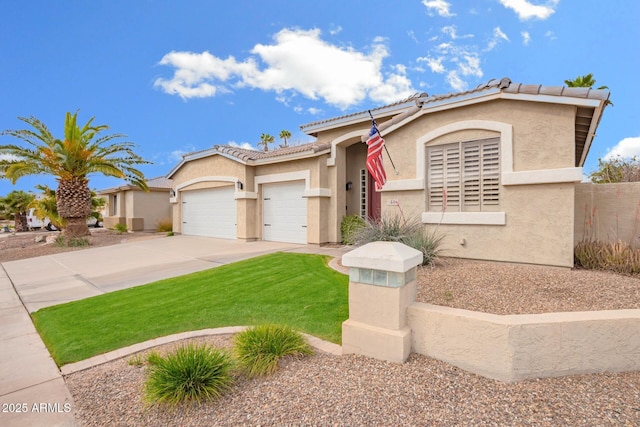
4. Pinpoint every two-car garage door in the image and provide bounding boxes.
[182,187,237,239]
[181,181,307,244]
